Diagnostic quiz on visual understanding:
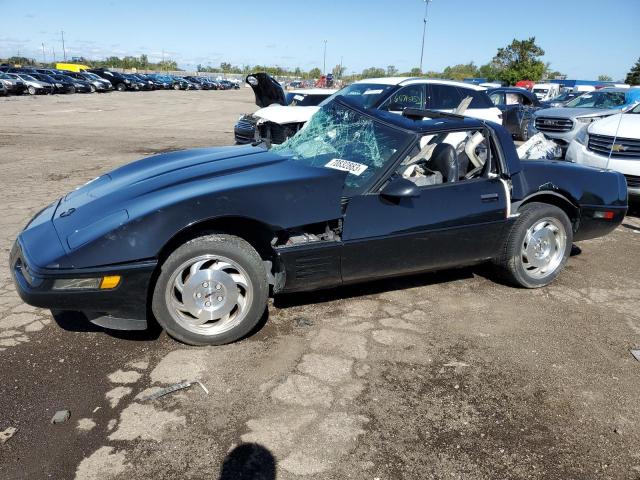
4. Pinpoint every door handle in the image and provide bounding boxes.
[481,193,499,202]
